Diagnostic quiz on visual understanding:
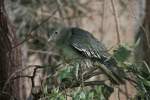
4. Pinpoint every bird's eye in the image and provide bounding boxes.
[54,31,58,34]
